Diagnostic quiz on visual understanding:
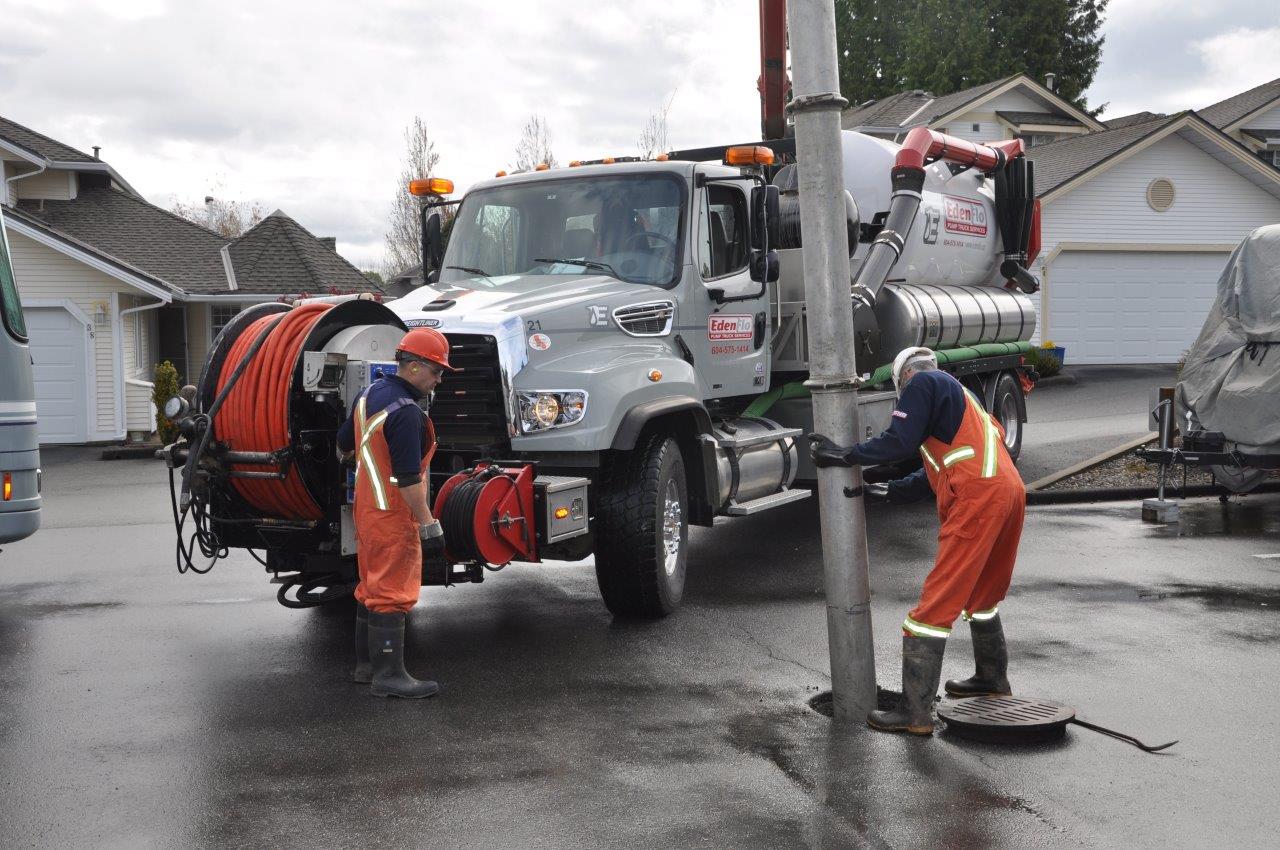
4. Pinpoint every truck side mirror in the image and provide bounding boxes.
[749,249,779,283]
[750,184,780,251]
[421,209,444,278]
